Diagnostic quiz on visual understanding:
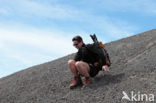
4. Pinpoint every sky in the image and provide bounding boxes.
[0,0,156,78]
